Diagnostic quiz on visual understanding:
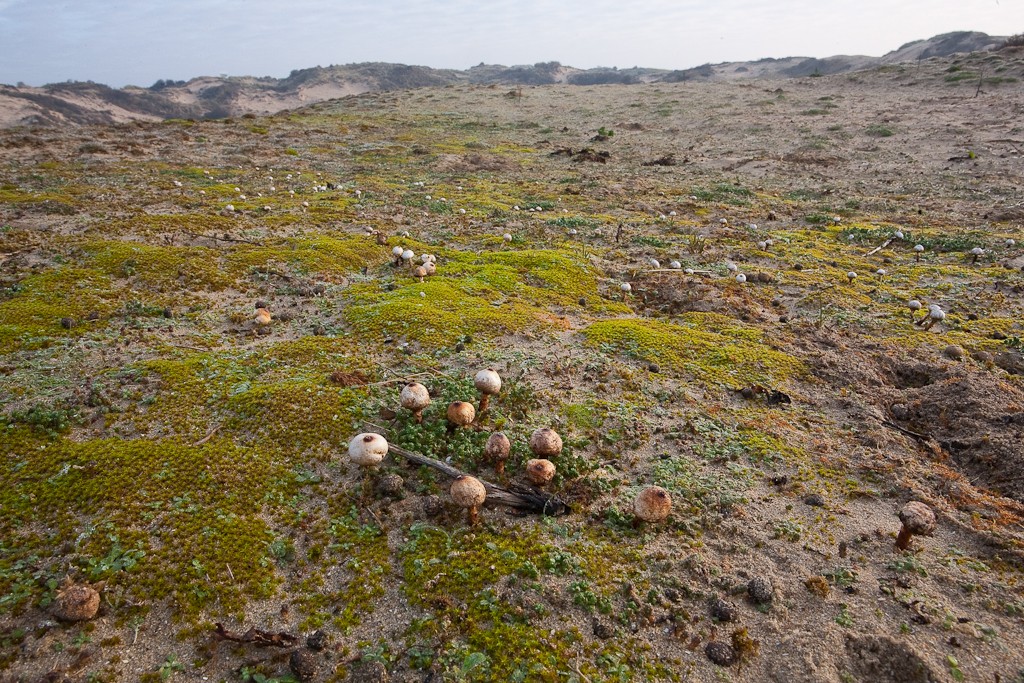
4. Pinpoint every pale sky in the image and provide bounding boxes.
[0,0,1019,87]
